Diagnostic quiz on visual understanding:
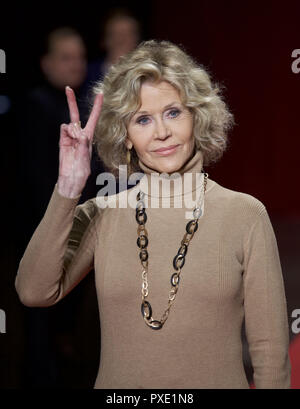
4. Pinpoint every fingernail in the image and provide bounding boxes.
[66,85,71,91]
